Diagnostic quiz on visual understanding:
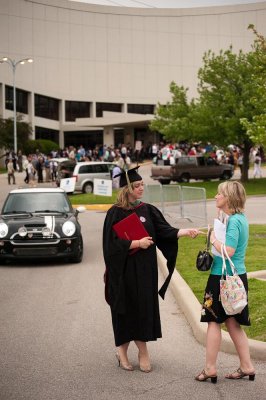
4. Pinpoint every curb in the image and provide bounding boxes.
[73,204,112,211]
[157,249,266,361]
